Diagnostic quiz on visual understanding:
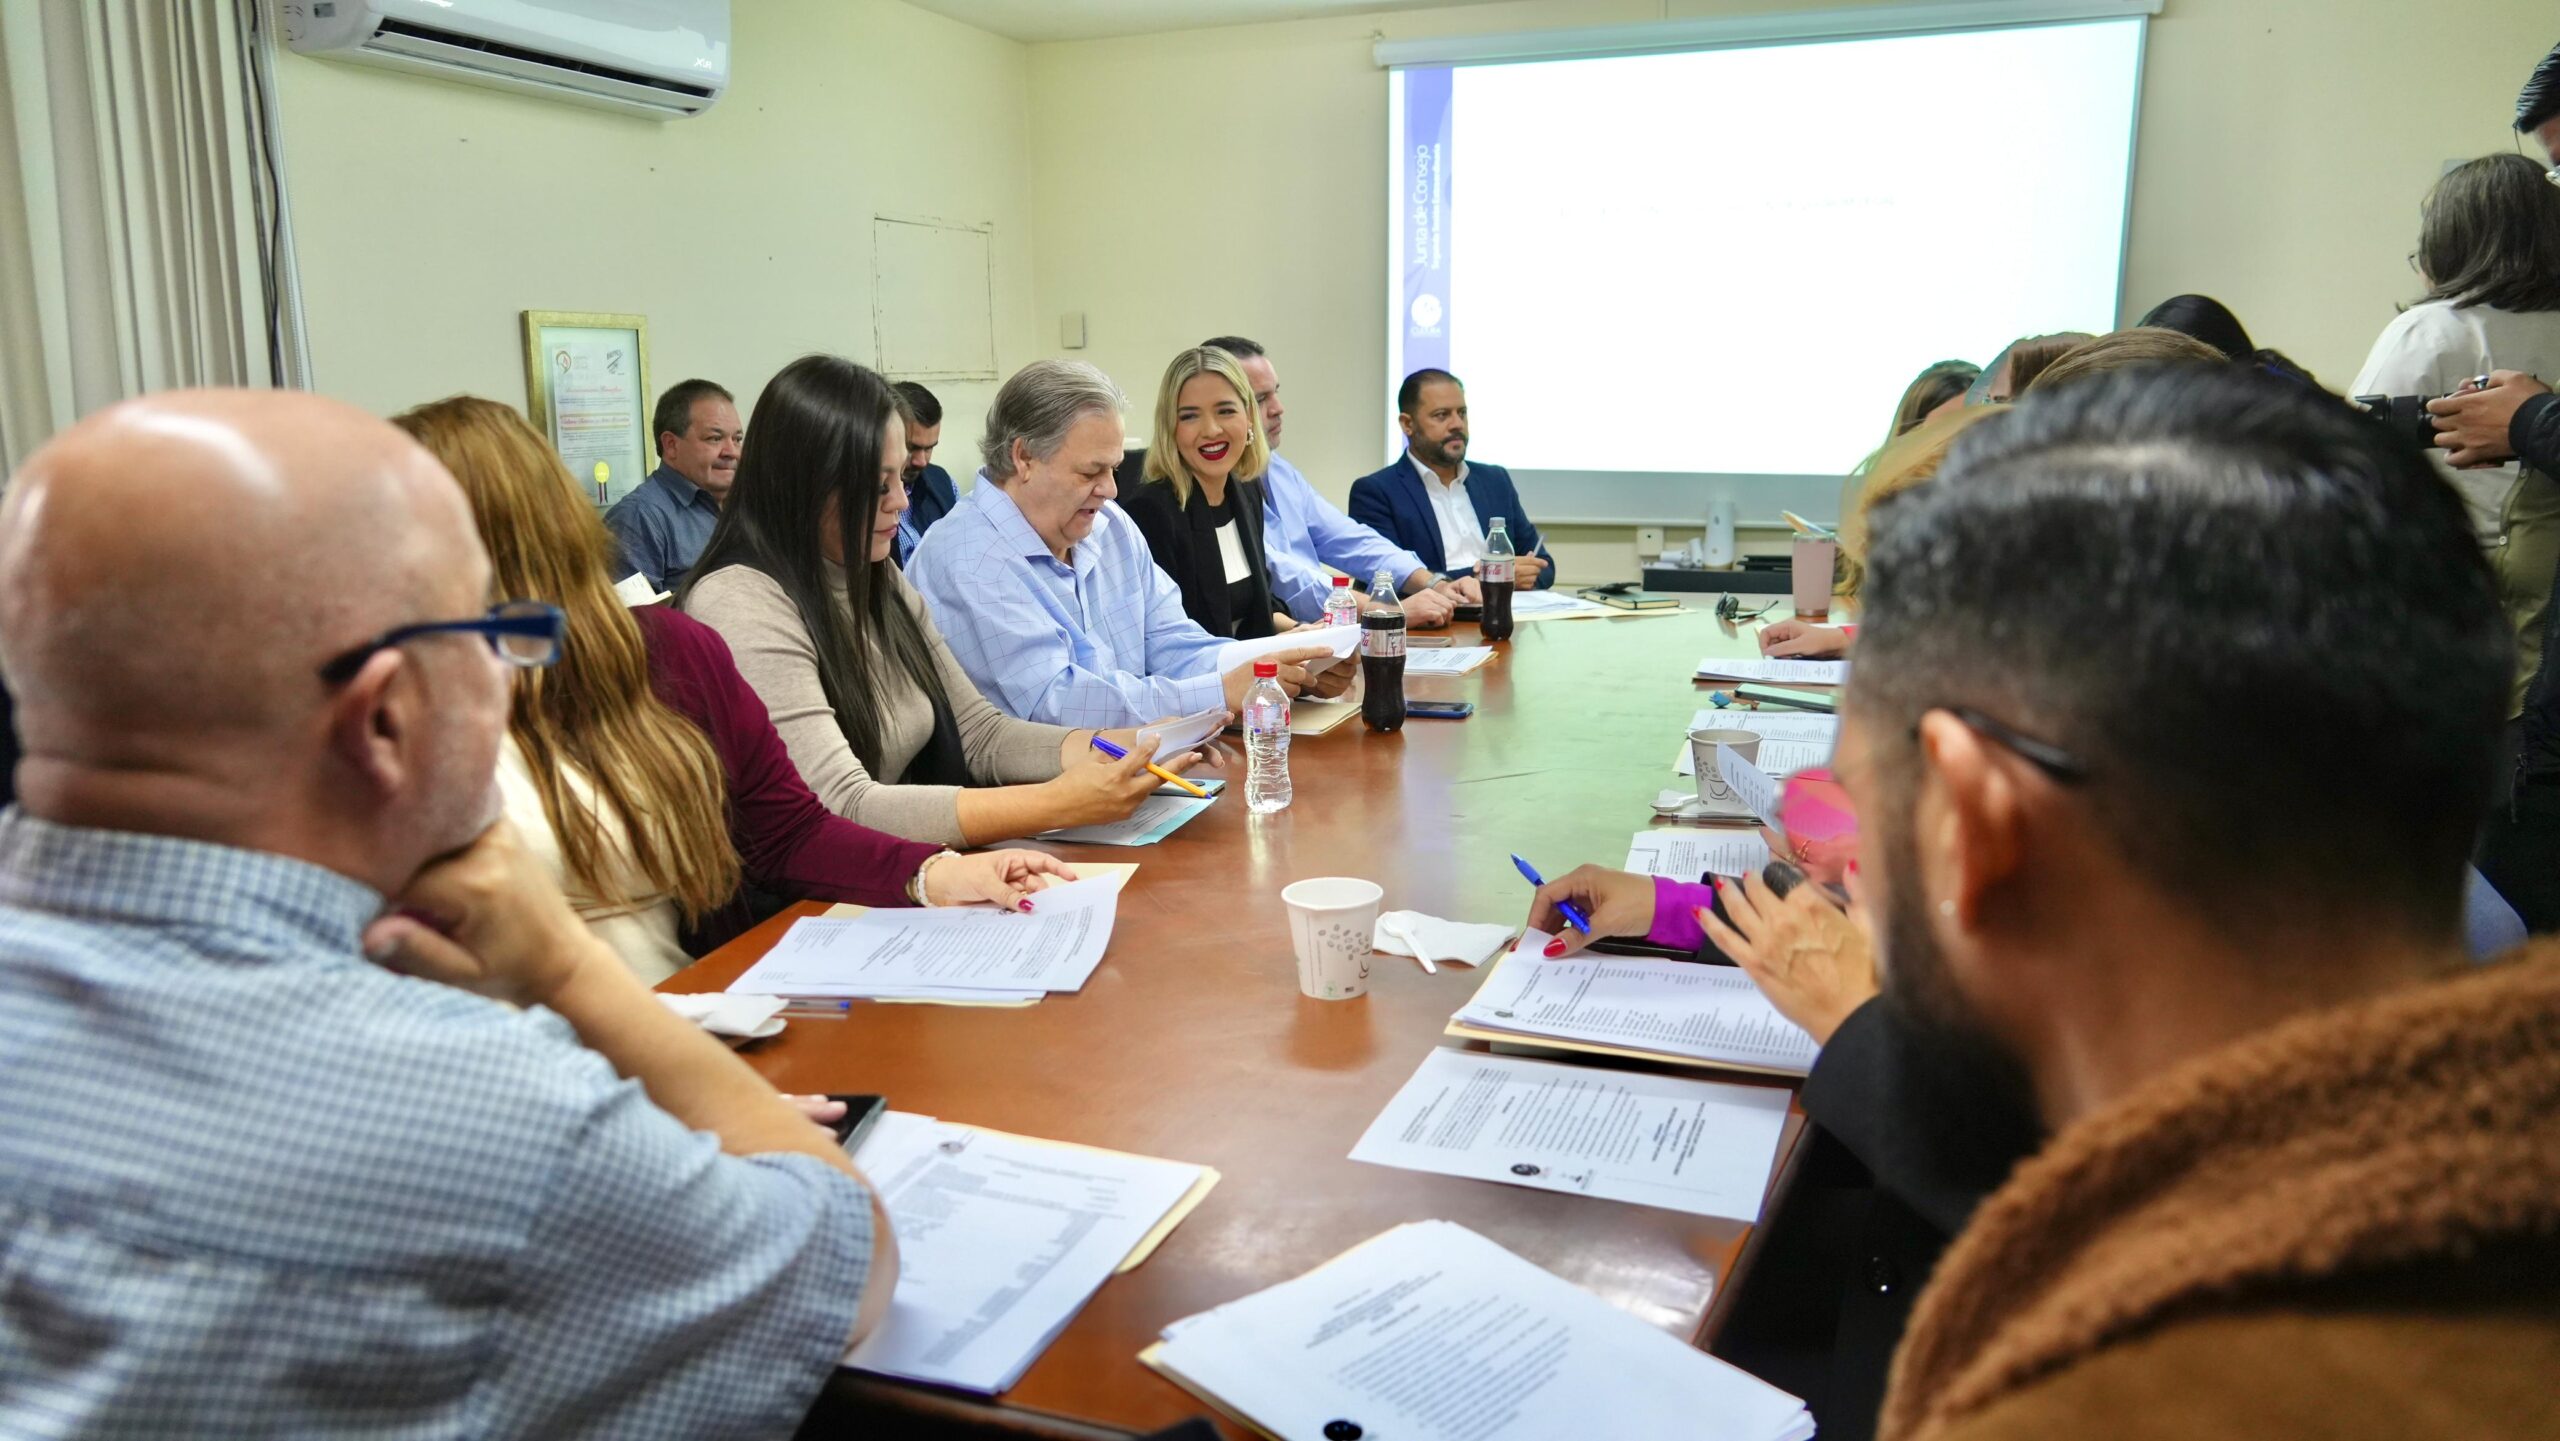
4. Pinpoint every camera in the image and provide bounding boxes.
[2352,393,2446,453]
